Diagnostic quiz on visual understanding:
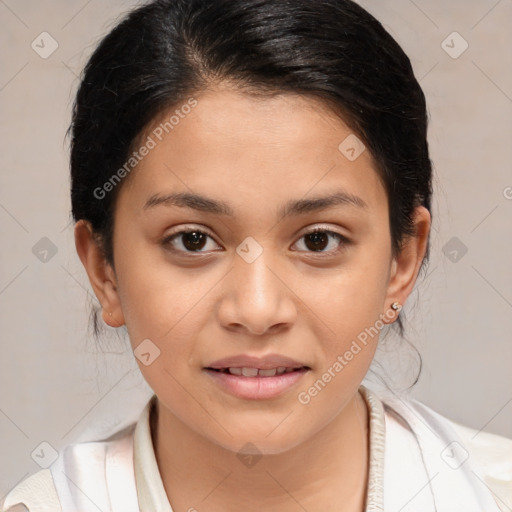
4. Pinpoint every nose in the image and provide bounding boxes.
[217,249,297,336]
